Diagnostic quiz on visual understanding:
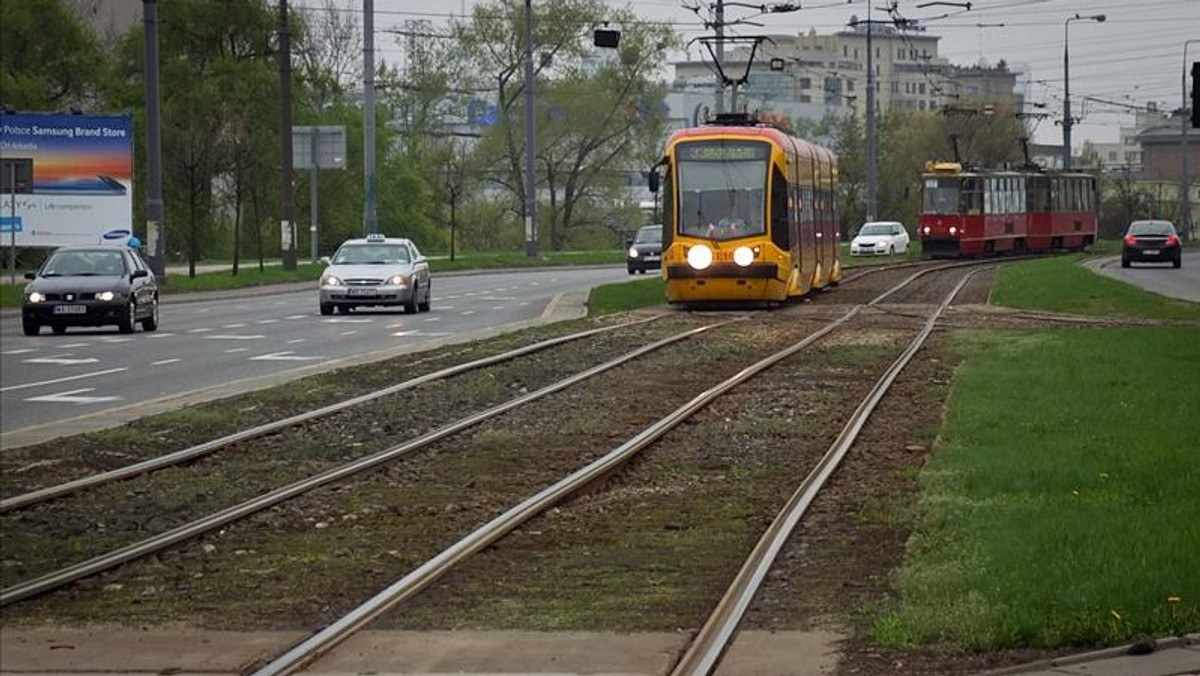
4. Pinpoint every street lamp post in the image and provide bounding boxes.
[1062,13,1105,170]
[1181,40,1198,240]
